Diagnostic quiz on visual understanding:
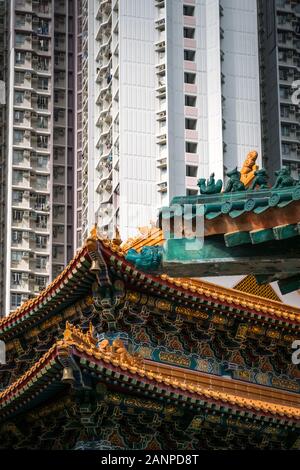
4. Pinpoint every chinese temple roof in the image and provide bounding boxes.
[0,322,299,423]
[1,227,300,343]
